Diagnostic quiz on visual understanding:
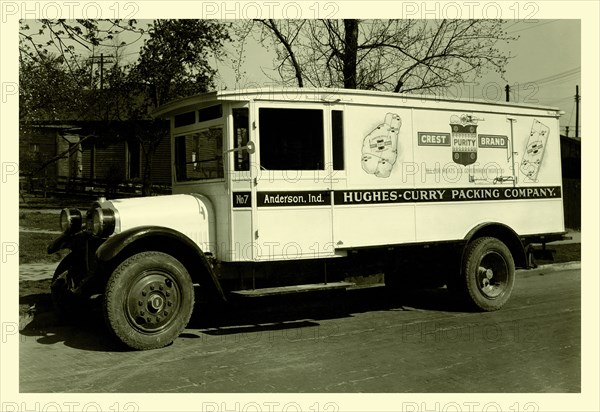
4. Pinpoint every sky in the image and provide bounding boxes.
[210,19,582,135]
[20,19,581,136]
